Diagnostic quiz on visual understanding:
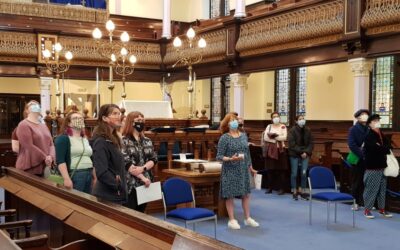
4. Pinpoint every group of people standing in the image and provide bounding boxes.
[14,101,157,212]
[262,112,313,200]
[348,109,393,219]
